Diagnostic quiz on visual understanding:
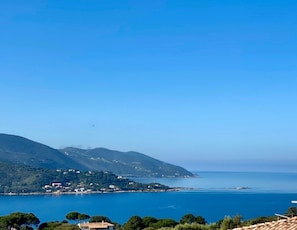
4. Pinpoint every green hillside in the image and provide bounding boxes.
[61,147,194,177]
[0,133,193,177]
[0,161,169,194]
[0,134,85,170]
